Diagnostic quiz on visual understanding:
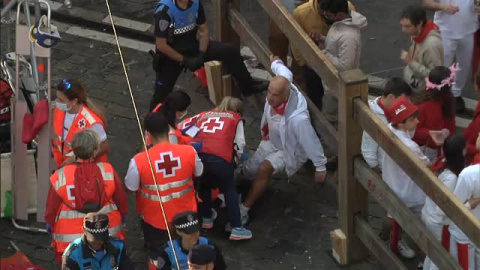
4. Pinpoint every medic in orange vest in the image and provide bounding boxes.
[45,130,128,262]
[52,79,110,167]
[191,97,253,240]
[125,111,204,266]
[146,90,193,147]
